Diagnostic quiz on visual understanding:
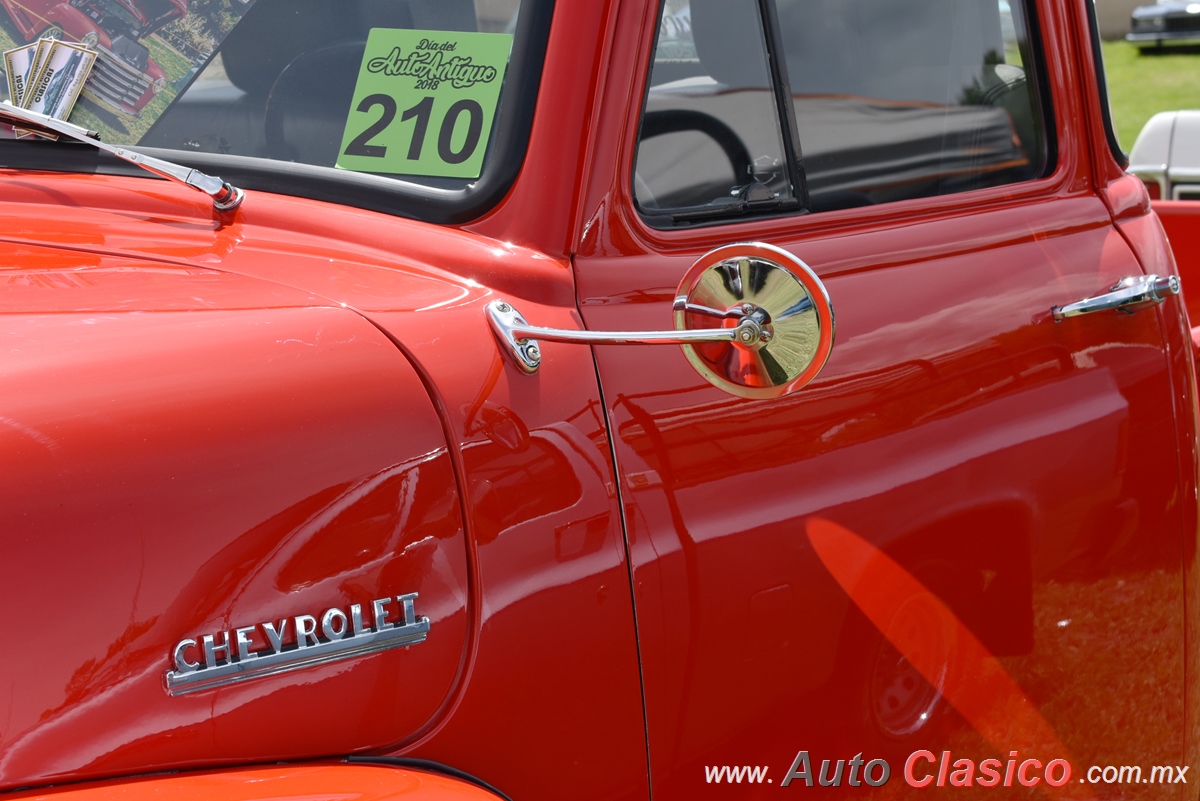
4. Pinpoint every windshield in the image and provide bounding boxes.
[0,0,548,223]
